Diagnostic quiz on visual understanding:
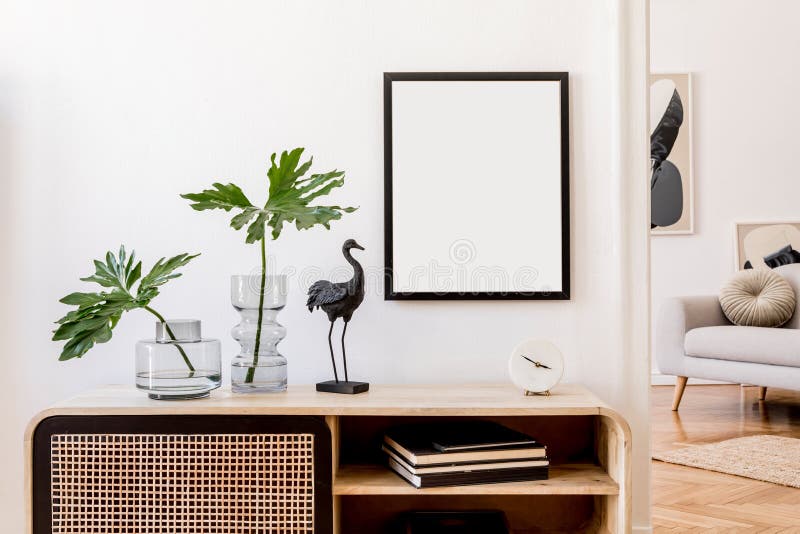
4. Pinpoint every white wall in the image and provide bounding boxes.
[1,1,650,531]
[650,0,800,375]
